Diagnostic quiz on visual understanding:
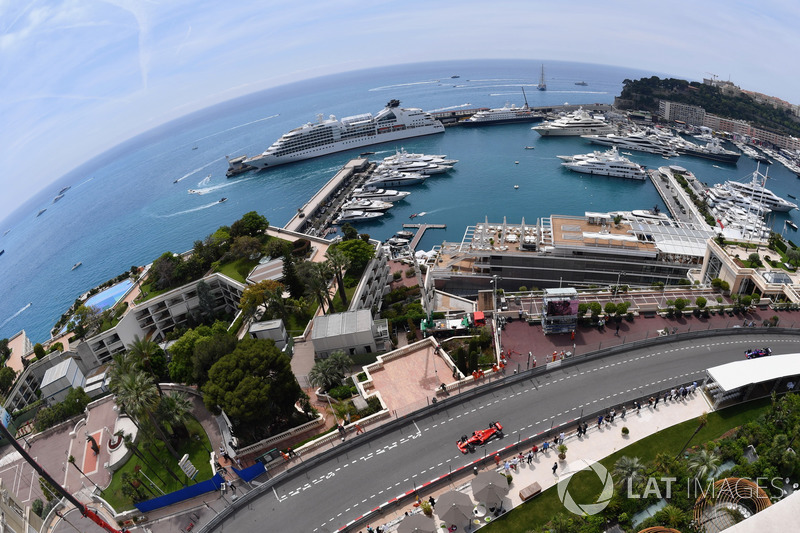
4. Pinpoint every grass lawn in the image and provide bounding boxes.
[134,281,171,304]
[330,284,359,314]
[482,398,771,532]
[217,257,260,283]
[103,416,214,512]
